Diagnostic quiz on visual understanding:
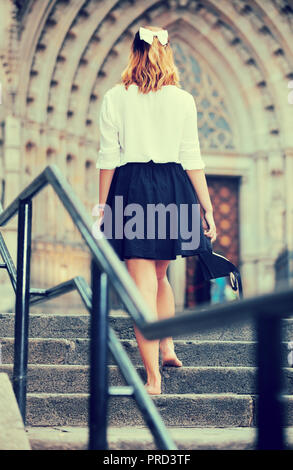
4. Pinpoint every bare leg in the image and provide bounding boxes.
[124,258,161,395]
[155,260,182,367]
